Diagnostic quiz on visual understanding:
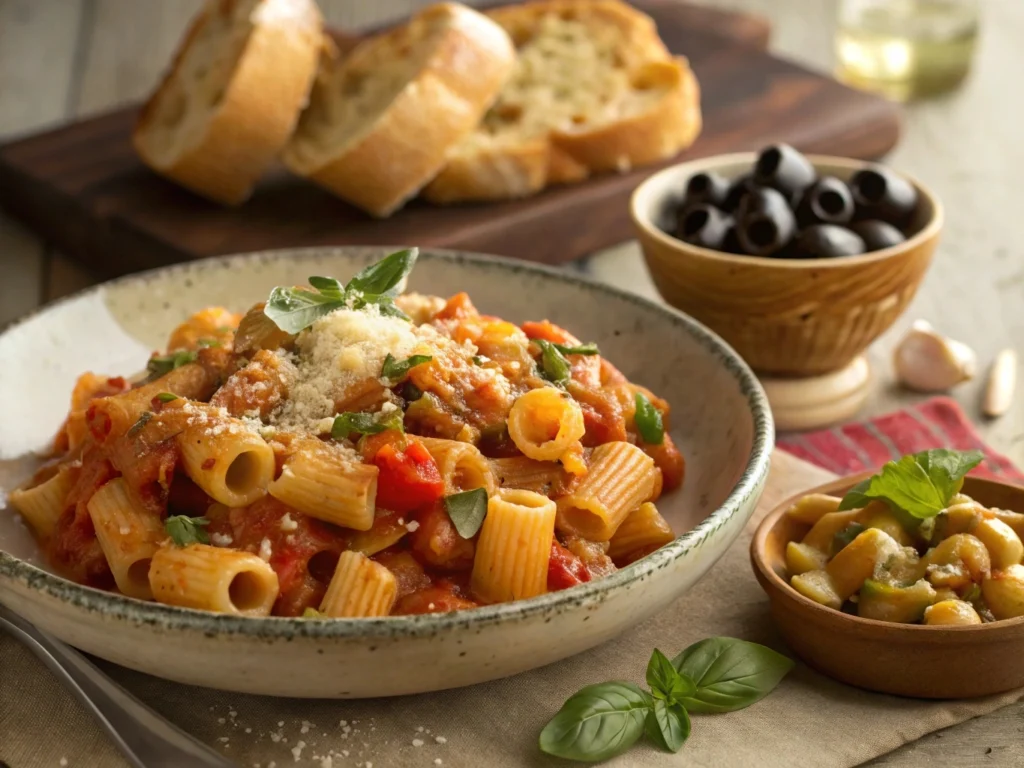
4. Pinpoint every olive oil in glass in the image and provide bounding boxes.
[836,0,979,100]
